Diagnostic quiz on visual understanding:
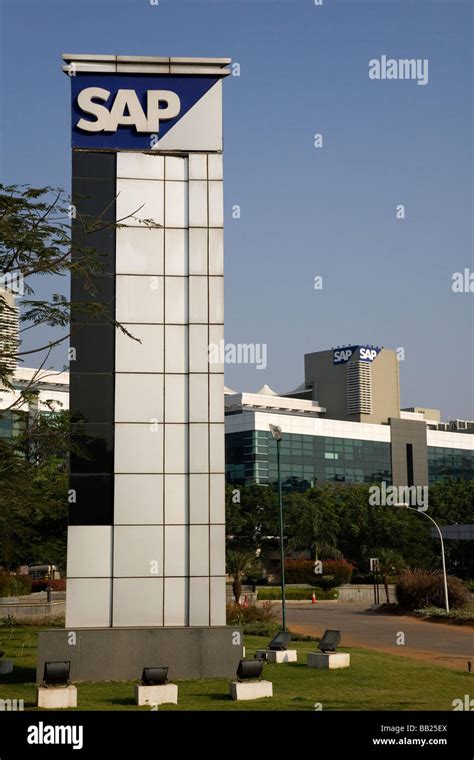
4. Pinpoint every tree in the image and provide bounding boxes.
[372,548,406,604]
[226,550,259,604]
